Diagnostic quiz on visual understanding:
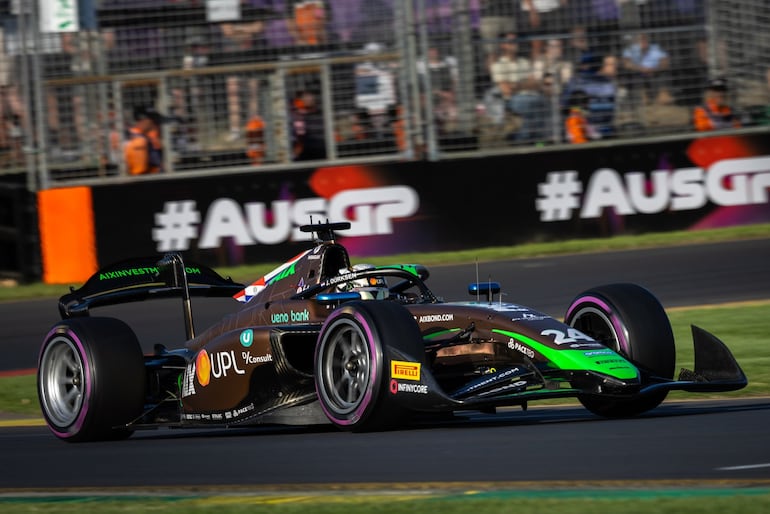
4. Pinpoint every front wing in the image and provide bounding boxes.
[385,325,747,412]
